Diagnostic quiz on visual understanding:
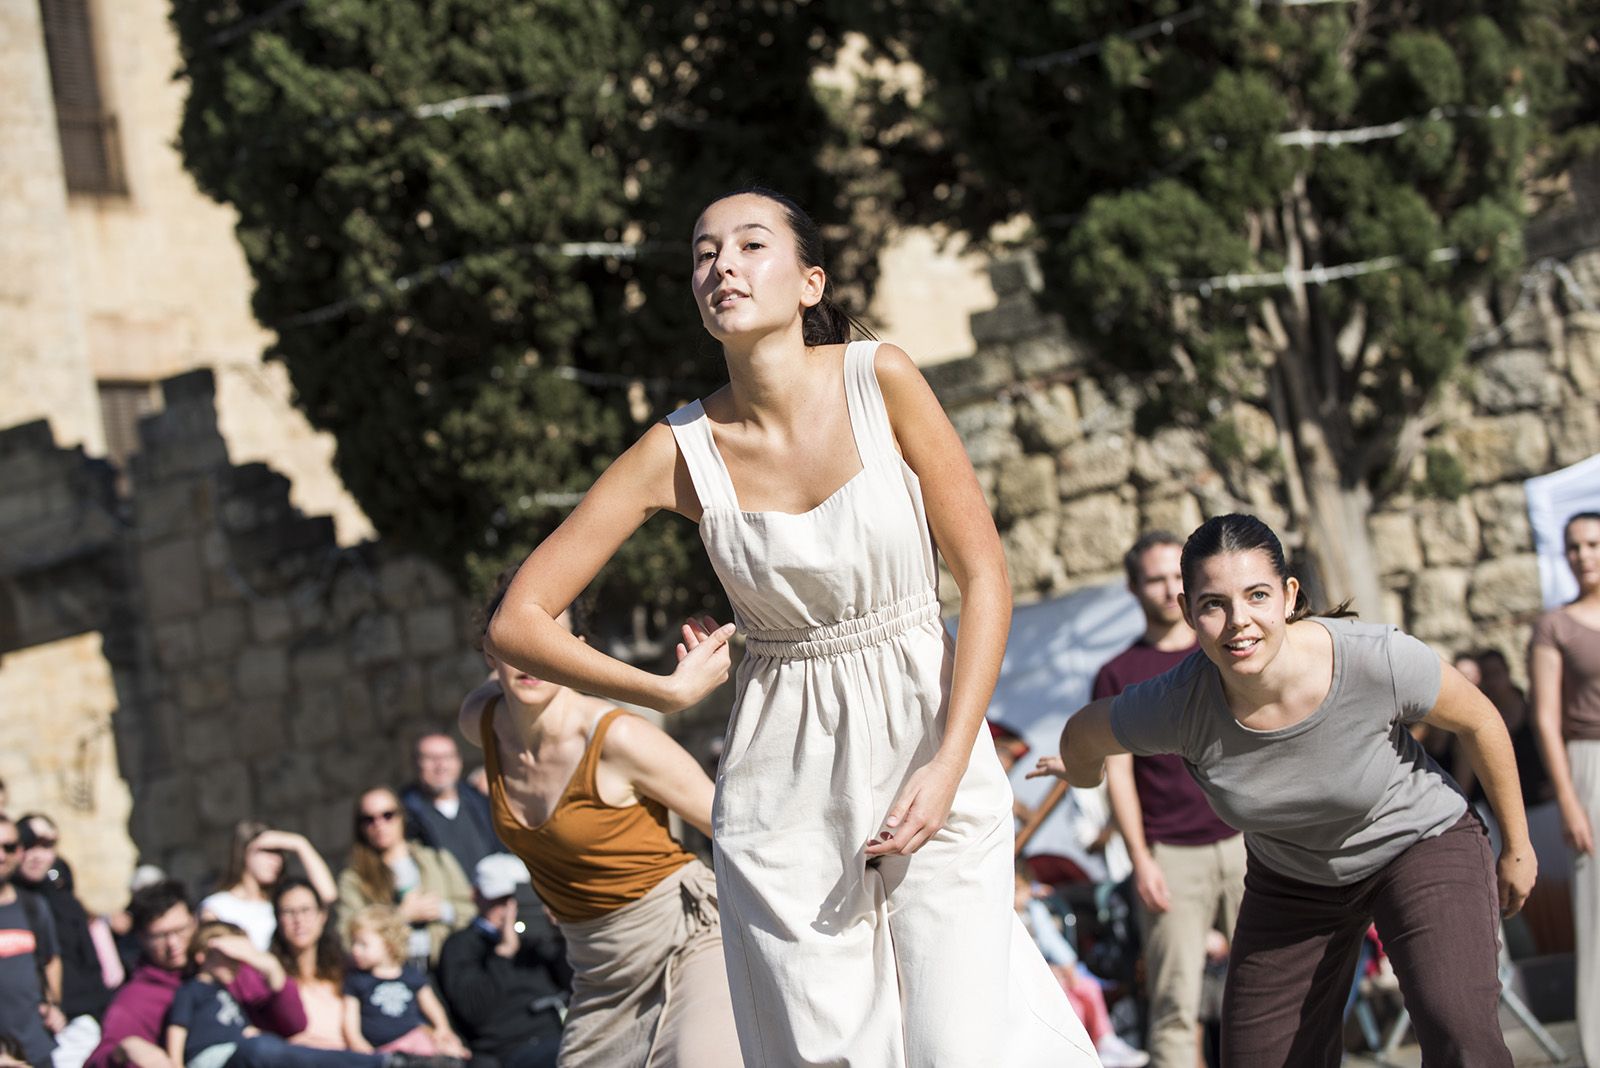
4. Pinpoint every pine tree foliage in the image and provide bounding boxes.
[849,1,1597,606]
[171,0,882,639]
